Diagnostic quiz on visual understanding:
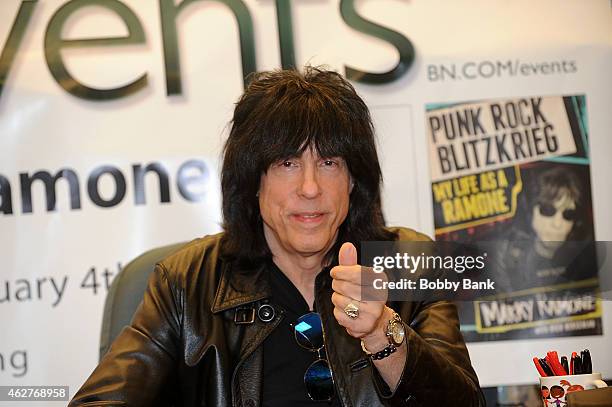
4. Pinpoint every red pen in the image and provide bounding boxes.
[570,351,577,375]
[546,351,567,376]
[533,357,547,376]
